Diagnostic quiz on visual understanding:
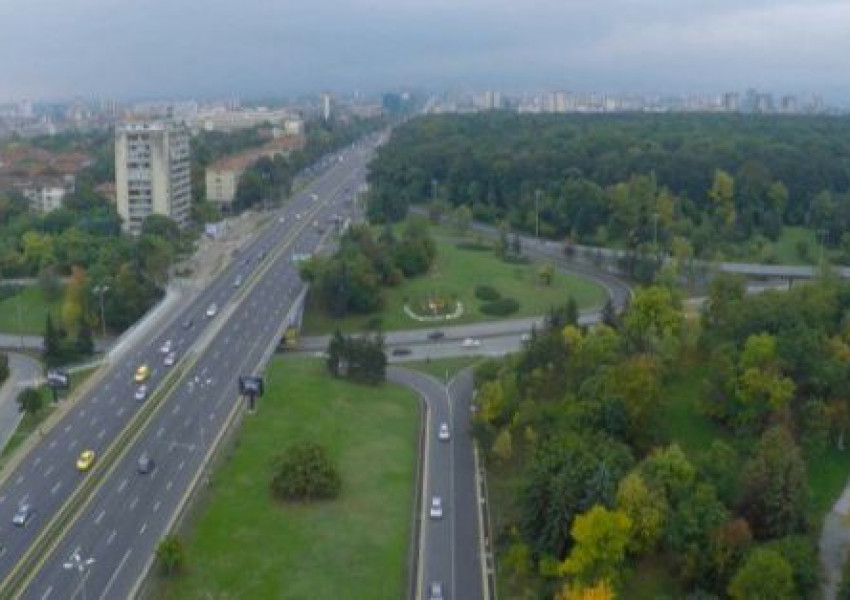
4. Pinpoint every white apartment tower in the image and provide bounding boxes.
[115,121,192,234]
